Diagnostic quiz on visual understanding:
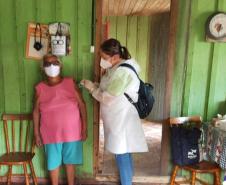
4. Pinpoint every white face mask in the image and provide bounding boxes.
[44,64,60,77]
[100,58,112,69]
